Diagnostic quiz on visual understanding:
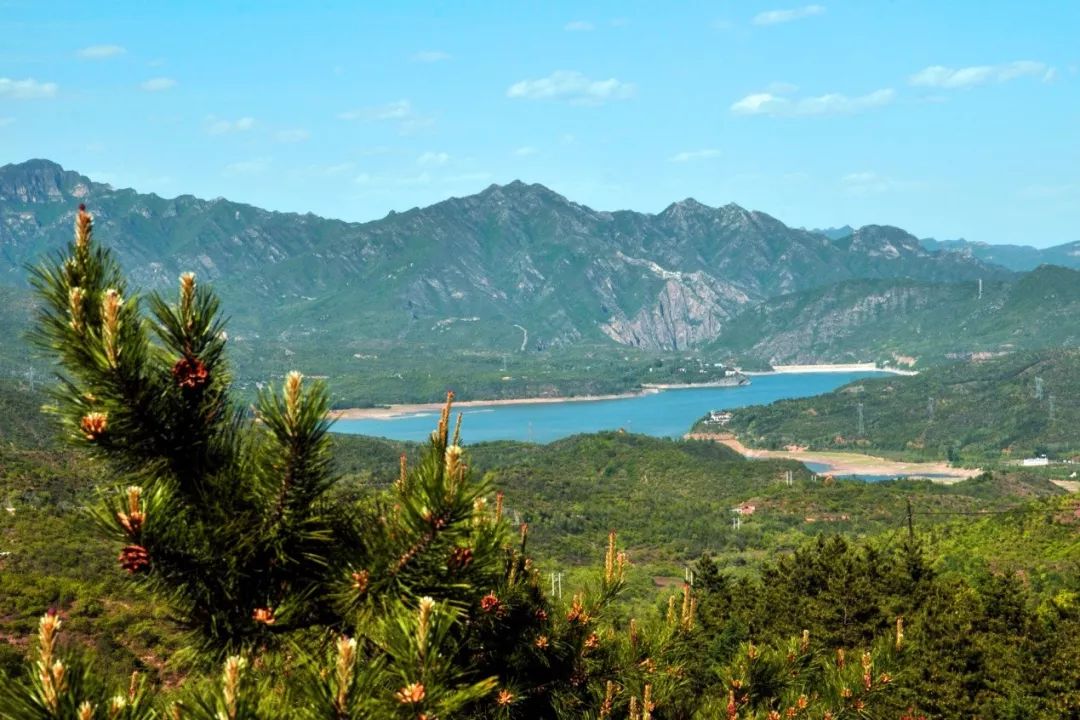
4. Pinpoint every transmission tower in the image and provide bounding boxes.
[1049,394,1056,422]
[1035,377,1044,400]
[927,396,935,422]
[856,402,865,436]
